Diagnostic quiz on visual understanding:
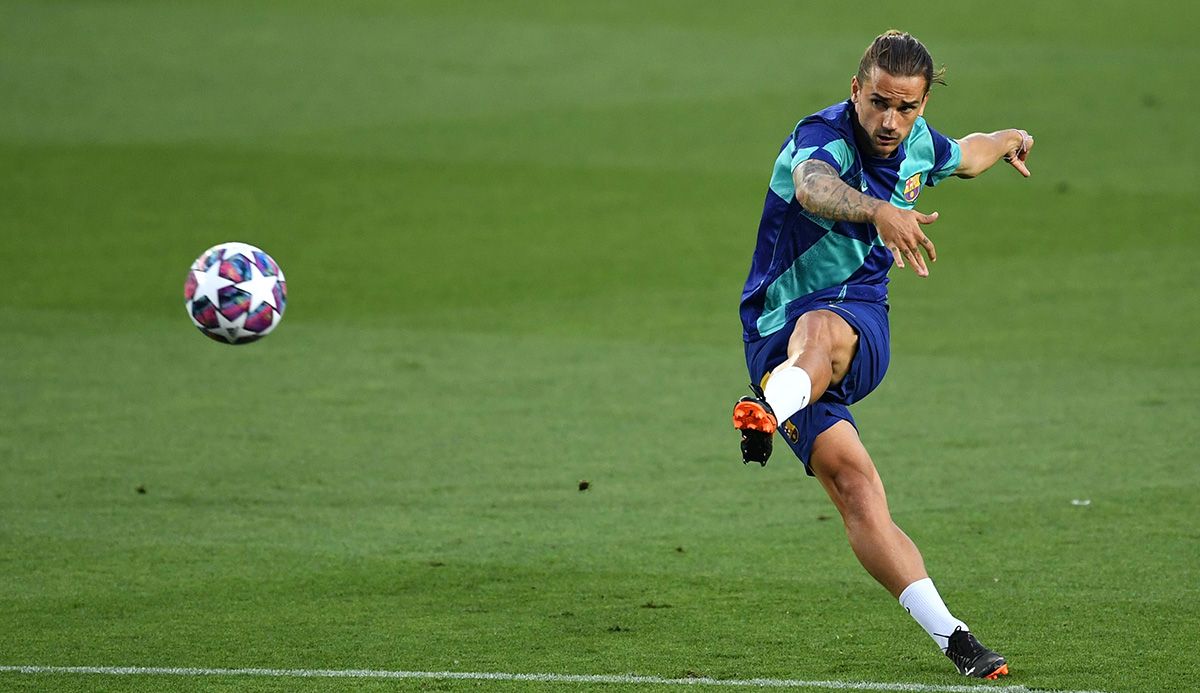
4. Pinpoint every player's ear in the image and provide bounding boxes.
[850,75,860,102]
[918,91,929,116]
